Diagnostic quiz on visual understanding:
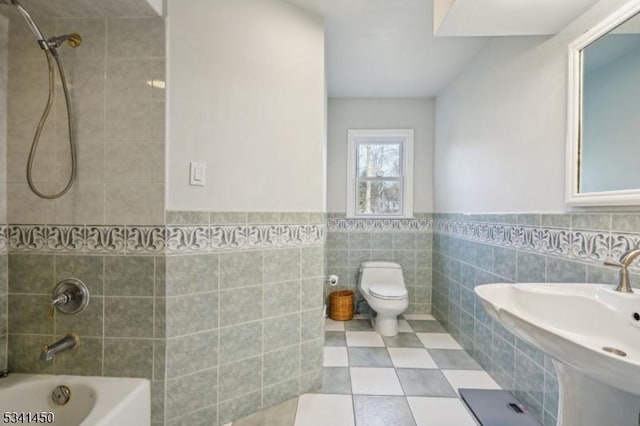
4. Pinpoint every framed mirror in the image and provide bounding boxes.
[566,0,640,206]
